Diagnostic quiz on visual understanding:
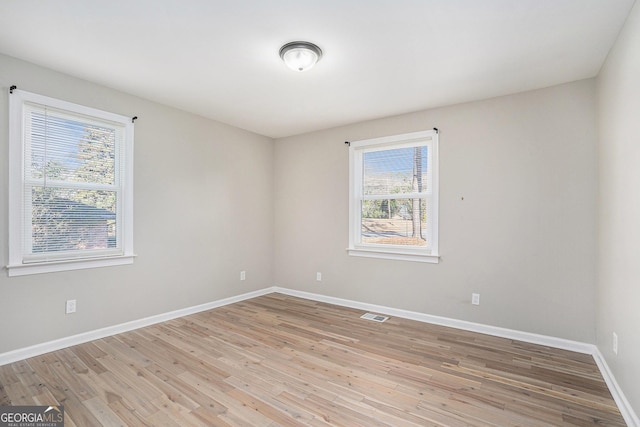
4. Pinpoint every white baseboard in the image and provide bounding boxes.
[0,287,275,367]
[272,287,593,353]
[592,348,640,427]
[0,285,636,426]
